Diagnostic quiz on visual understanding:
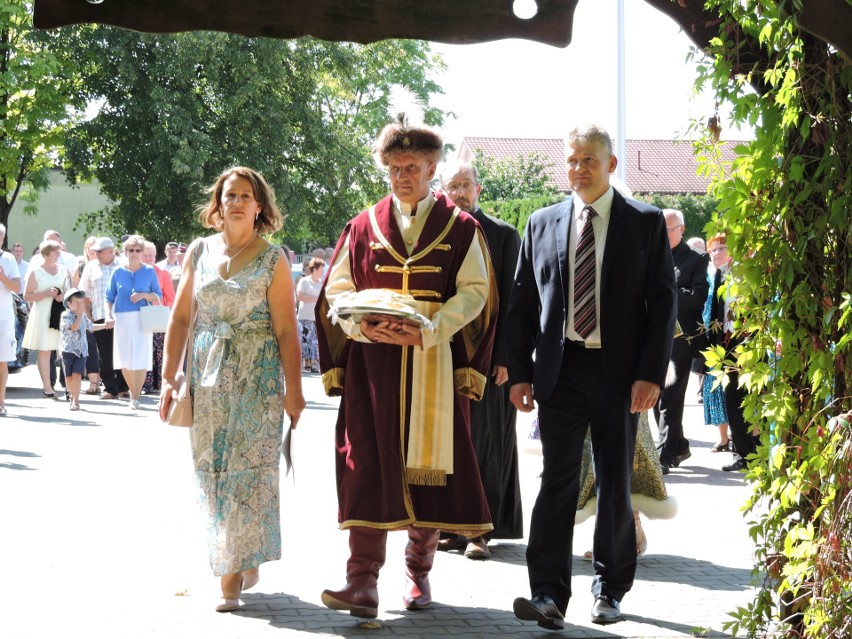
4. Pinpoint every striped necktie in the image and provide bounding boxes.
[574,205,597,339]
